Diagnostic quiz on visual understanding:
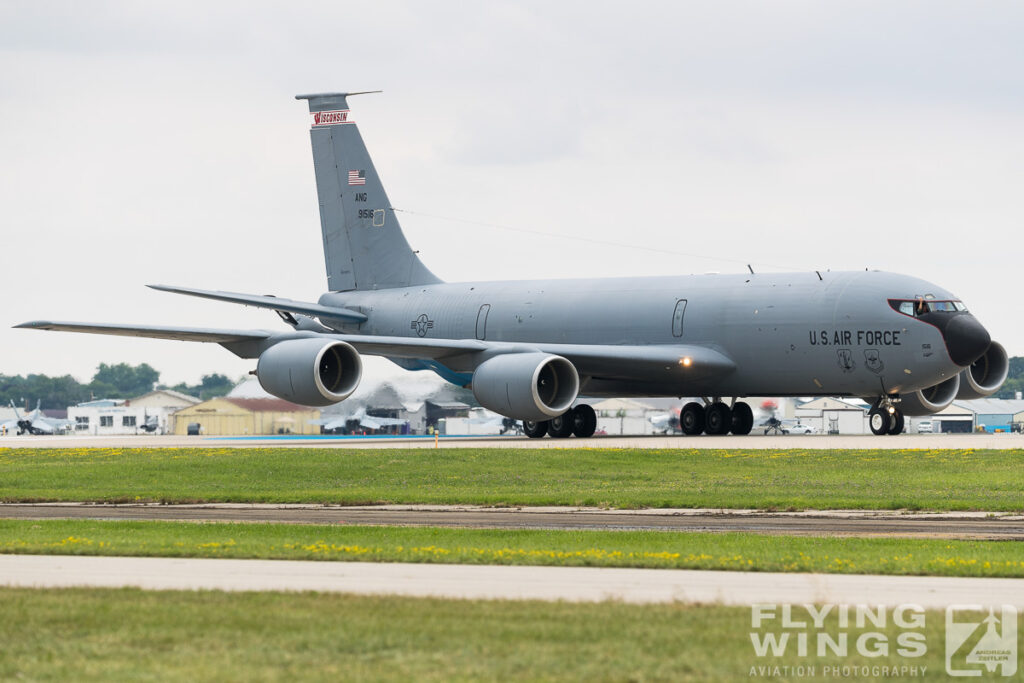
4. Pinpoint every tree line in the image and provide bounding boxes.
[0,363,236,410]
[994,356,1024,400]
